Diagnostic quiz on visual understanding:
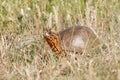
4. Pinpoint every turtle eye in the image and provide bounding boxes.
[48,29,52,34]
